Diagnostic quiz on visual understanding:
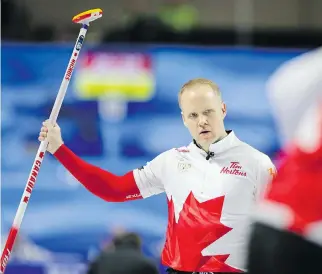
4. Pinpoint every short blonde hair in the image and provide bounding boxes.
[178,78,221,108]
